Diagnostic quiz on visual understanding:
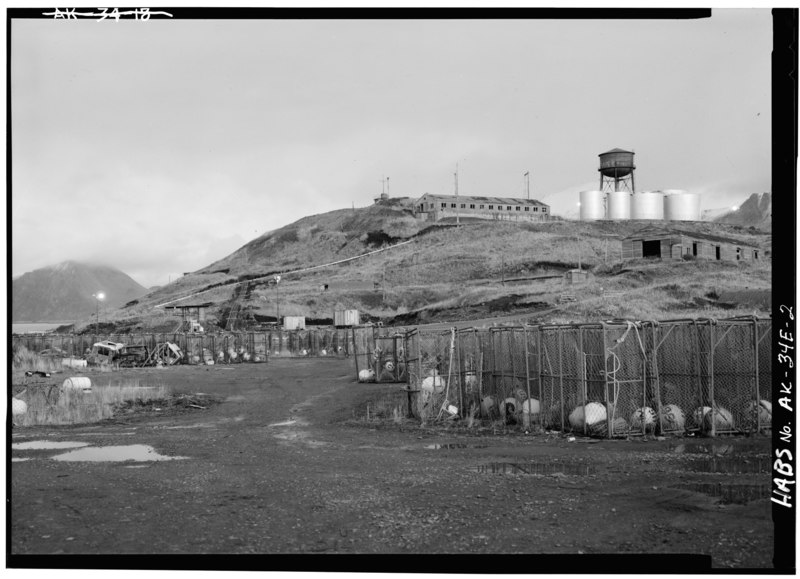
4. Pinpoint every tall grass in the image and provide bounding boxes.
[16,379,171,426]
[11,344,62,375]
